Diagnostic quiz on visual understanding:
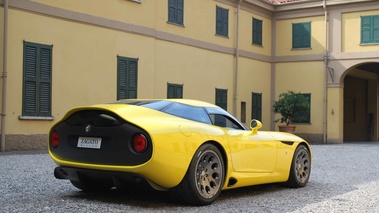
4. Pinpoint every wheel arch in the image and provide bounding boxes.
[298,141,312,160]
[202,140,229,183]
